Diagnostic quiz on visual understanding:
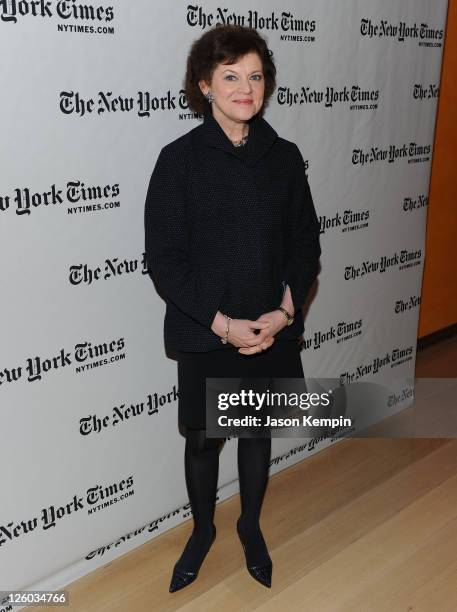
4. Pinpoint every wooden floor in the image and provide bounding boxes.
[31,333,457,612]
